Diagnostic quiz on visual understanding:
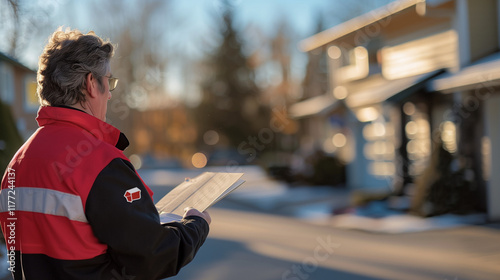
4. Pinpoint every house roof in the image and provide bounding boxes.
[289,94,340,119]
[289,70,445,120]
[299,0,425,52]
[0,51,36,72]
[429,52,500,93]
[346,69,444,108]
